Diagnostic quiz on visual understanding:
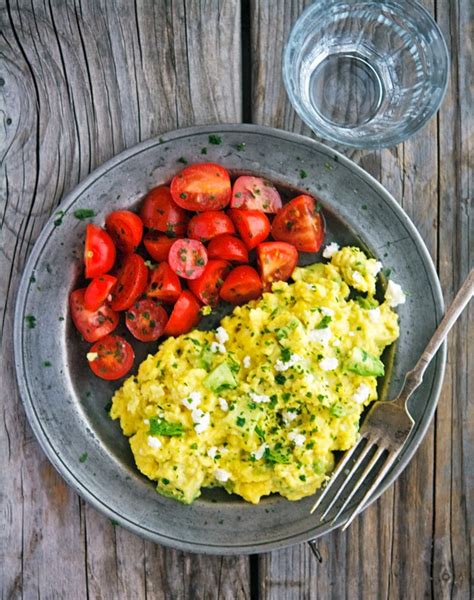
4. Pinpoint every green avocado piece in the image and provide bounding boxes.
[345,347,385,377]
[204,363,237,393]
